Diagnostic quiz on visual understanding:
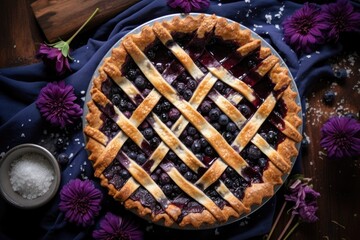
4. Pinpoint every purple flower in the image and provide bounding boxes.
[322,0,360,43]
[92,212,144,240]
[282,3,329,54]
[37,43,71,76]
[167,0,210,13]
[297,205,319,223]
[320,116,360,160]
[36,81,83,128]
[59,179,103,227]
[284,177,320,223]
